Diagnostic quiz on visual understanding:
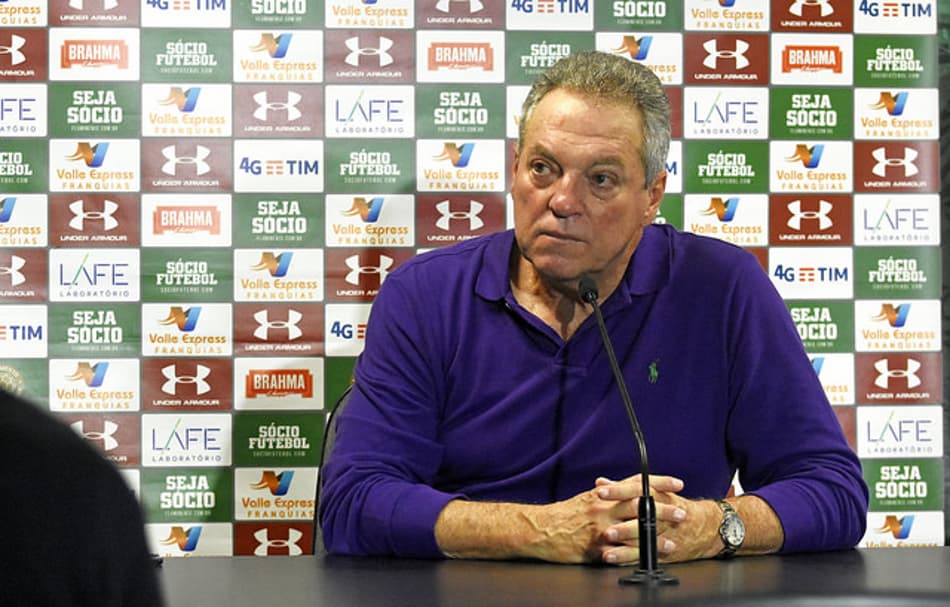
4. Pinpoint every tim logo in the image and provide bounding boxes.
[162,145,211,176]
[0,255,25,286]
[160,306,202,332]
[159,87,201,112]
[345,36,394,67]
[789,0,834,17]
[701,197,740,221]
[436,200,483,231]
[71,419,119,451]
[436,0,484,12]
[871,147,917,178]
[786,144,824,168]
[69,199,119,231]
[703,39,749,69]
[877,515,914,540]
[251,252,293,277]
[343,197,384,222]
[0,198,15,222]
[0,35,27,66]
[253,309,302,340]
[66,142,109,167]
[345,253,394,285]
[253,528,304,556]
[250,470,294,496]
[434,143,474,167]
[251,33,292,59]
[872,303,910,328]
[787,199,833,230]
[160,526,202,552]
[162,363,211,395]
[612,36,652,61]
[67,361,109,387]
[874,358,921,389]
[254,91,301,121]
